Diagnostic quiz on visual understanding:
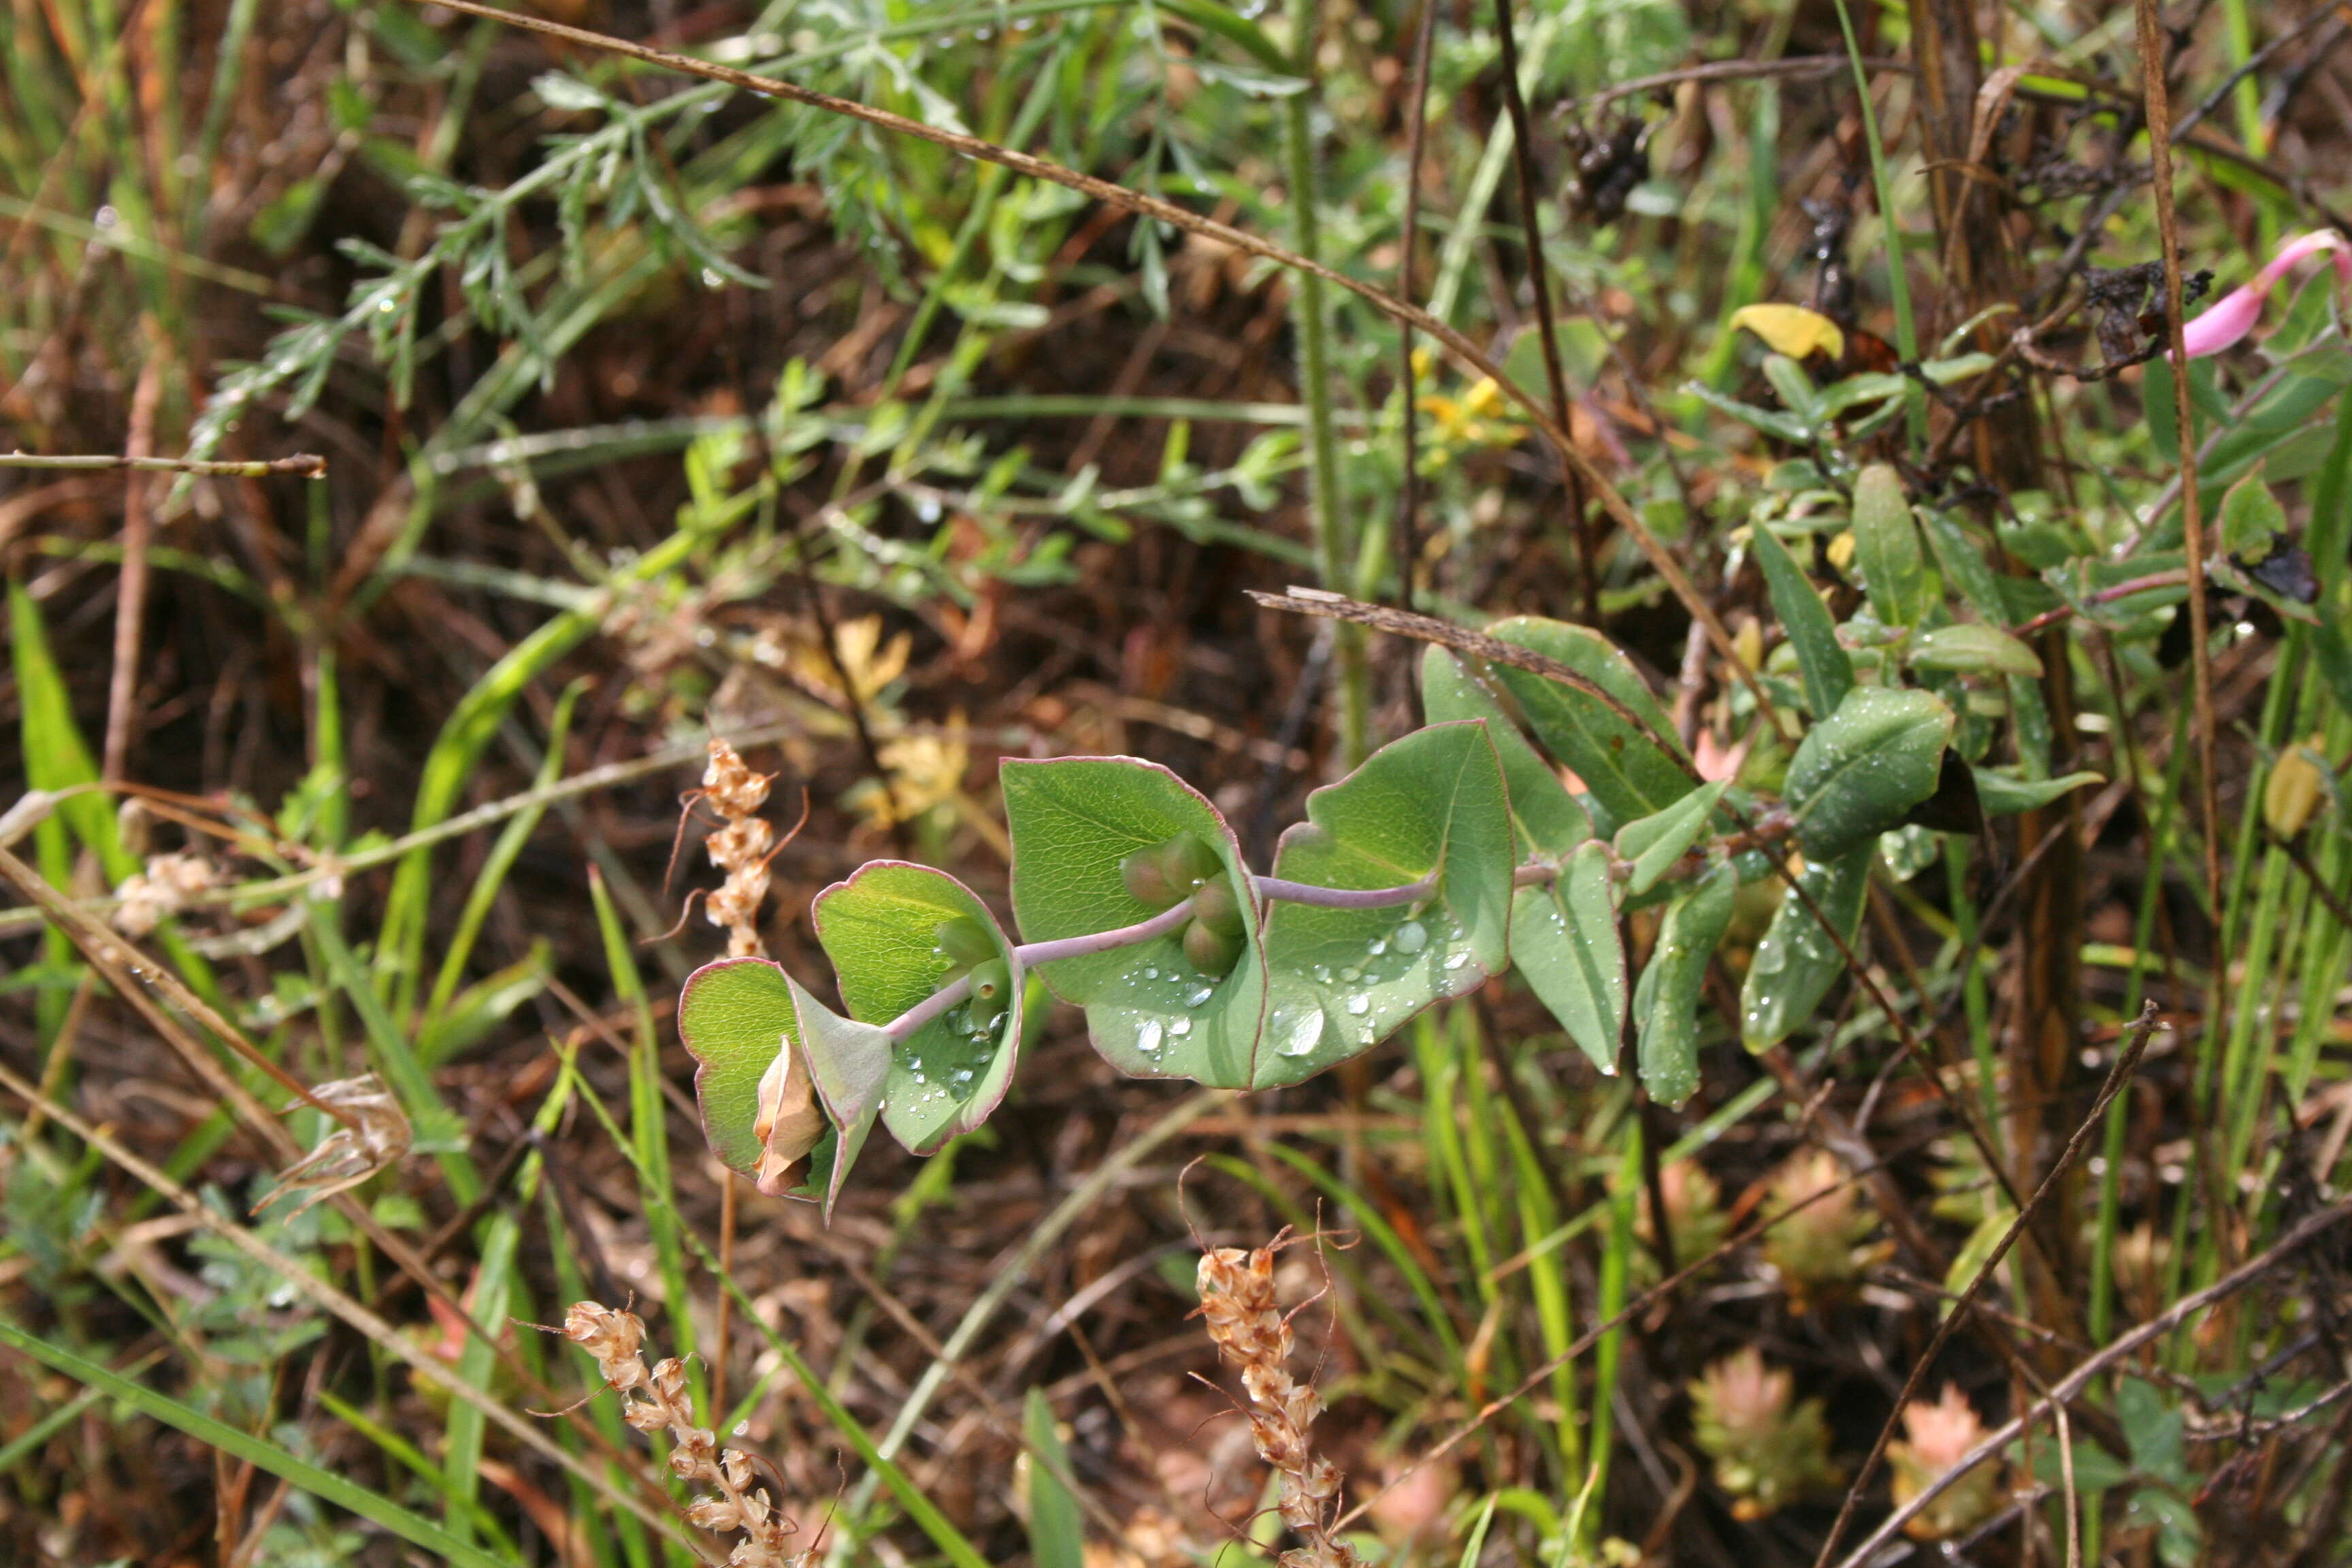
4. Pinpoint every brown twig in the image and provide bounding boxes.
[0,449,327,477]
[102,350,163,782]
[1811,1002,2163,1568]
[2136,0,2225,982]
[1394,0,1437,610]
[1491,0,1592,620]
[1830,1192,2352,1567]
